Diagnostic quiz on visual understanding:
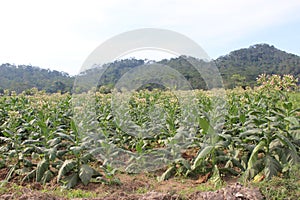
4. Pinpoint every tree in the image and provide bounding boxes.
[230,74,246,88]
